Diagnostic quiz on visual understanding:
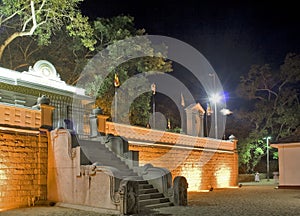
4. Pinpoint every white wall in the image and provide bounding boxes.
[273,143,300,186]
